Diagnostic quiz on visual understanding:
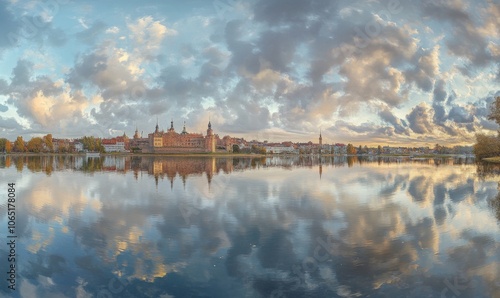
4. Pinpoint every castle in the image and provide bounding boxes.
[130,120,216,153]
